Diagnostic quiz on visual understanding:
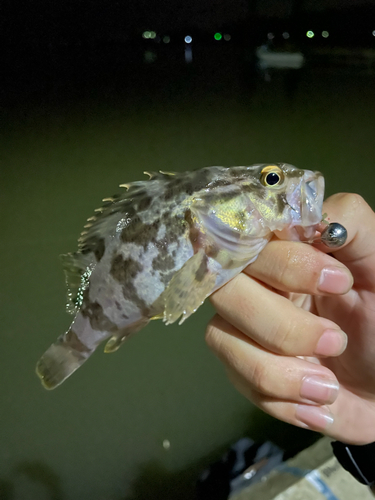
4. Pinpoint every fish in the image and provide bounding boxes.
[36,163,324,389]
